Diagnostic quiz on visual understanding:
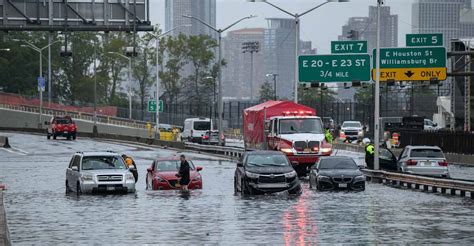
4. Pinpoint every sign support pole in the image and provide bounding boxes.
[39,51,43,129]
[374,0,382,170]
